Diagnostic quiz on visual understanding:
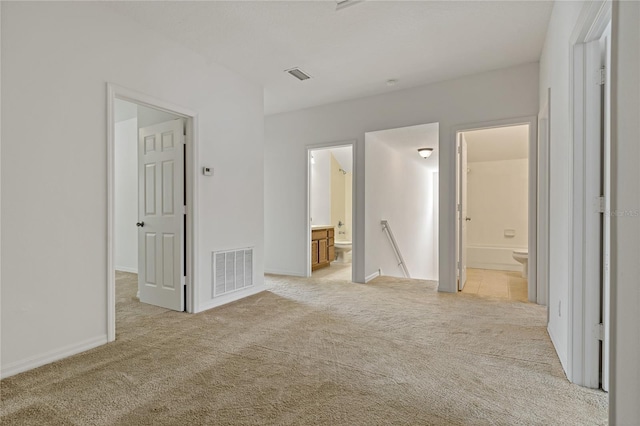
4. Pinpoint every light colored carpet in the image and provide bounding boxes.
[0,272,607,425]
